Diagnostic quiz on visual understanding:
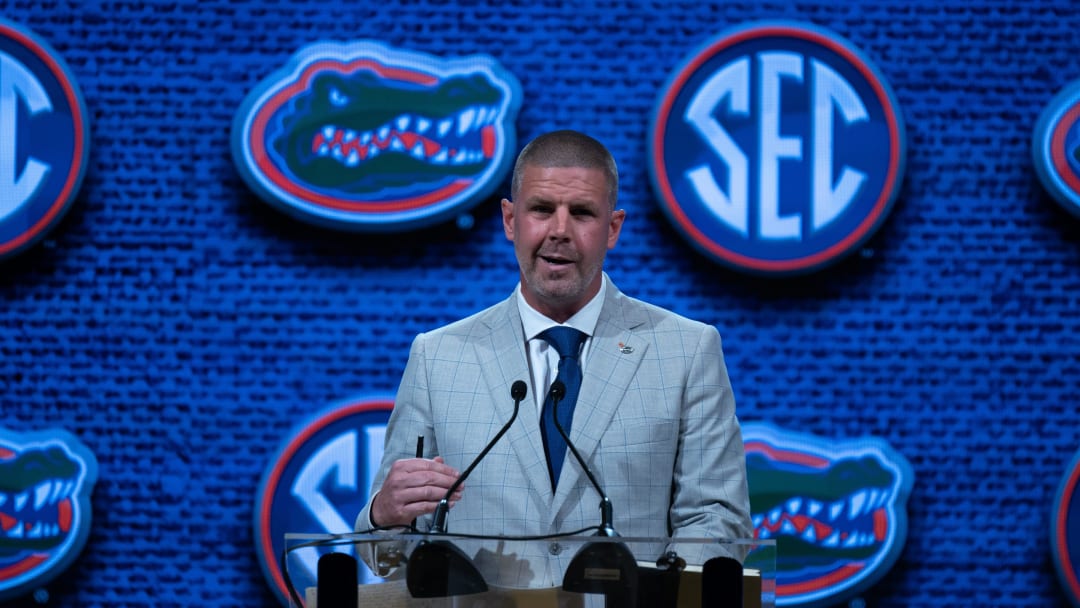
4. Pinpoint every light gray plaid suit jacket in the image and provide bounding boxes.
[356,279,752,587]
